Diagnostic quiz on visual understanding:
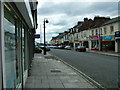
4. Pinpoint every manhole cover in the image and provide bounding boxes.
[44,56,58,60]
[50,69,61,72]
